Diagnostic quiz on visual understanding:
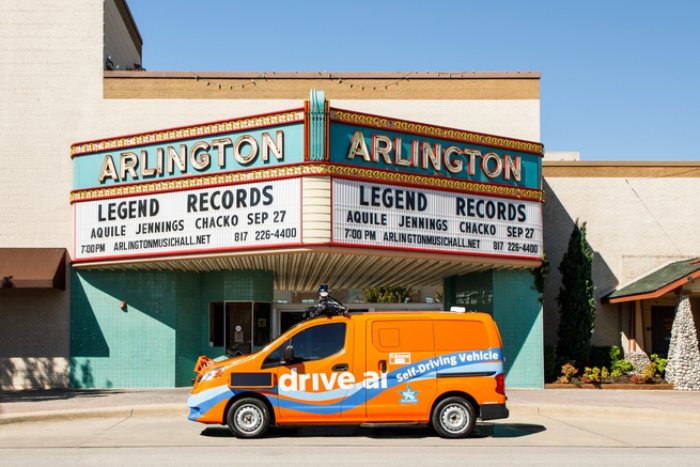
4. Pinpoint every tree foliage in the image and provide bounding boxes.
[530,252,550,305]
[362,286,415,303]
[556,220,596,369]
